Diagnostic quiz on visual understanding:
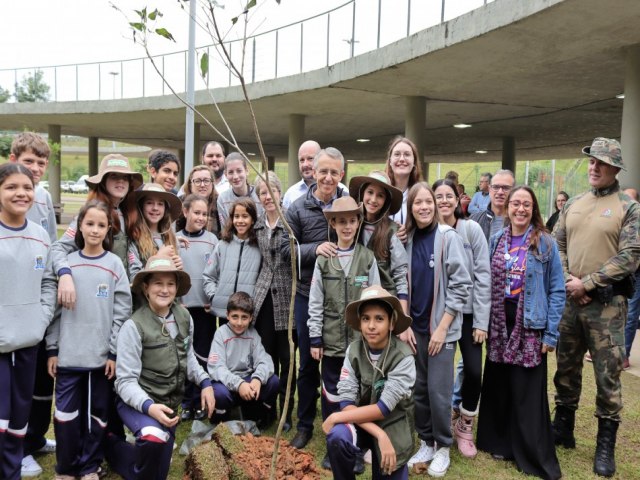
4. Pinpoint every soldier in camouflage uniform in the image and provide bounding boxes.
[552,137,640,478]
